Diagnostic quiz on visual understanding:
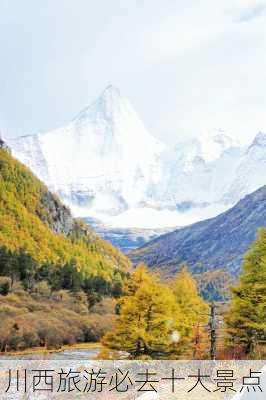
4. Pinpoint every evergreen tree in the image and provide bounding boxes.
[17,250,38,290]
[226,229,266,355]
[0,147,130,293]
[102,264,180,358]
[170,266,209,354]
